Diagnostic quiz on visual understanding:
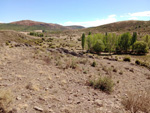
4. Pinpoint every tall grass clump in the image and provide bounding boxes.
[88,76,114,94]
